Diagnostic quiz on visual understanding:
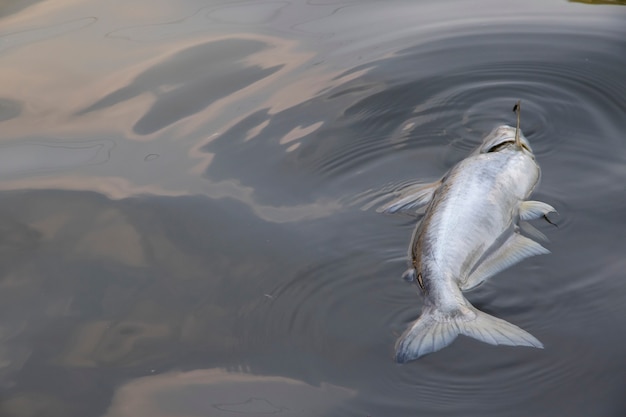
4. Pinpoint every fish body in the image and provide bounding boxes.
[385,125,555,363]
